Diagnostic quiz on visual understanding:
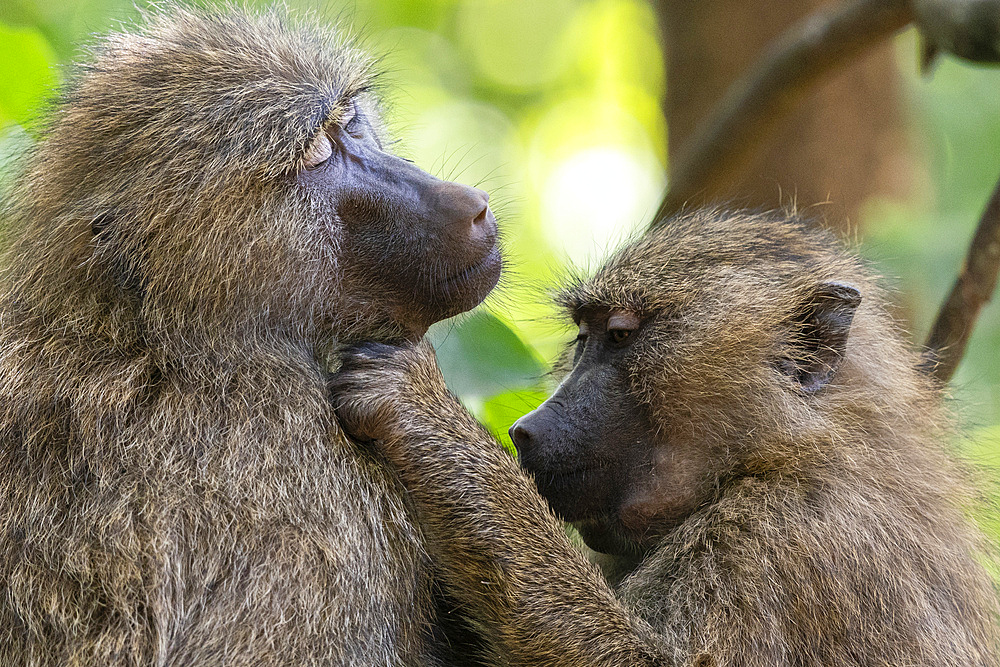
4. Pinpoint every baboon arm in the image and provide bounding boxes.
[331,342,672,667]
